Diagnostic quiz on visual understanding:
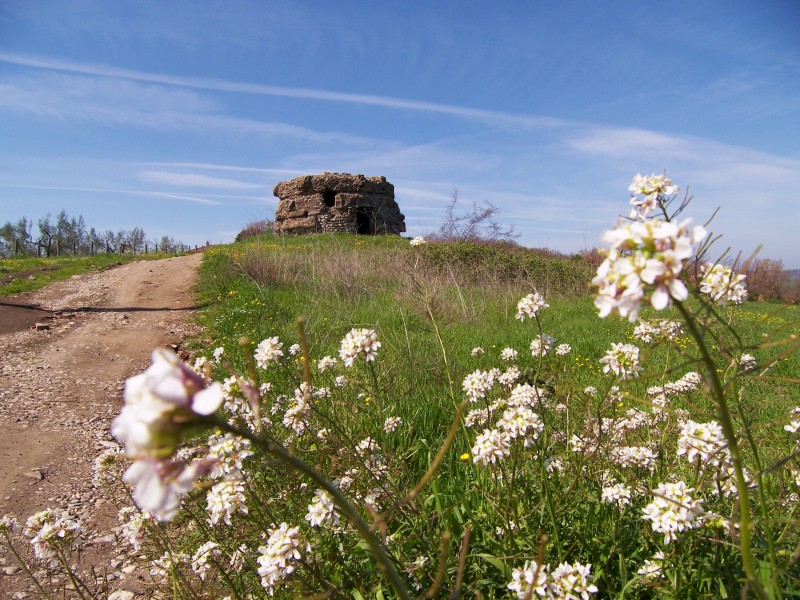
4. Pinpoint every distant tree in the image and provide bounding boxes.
[37,213,58,256]
[126,227,146,253]
[434,189,519,243]
[155,235,180,253]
